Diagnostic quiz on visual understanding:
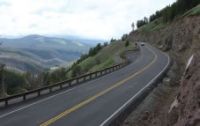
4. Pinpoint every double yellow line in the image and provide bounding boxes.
[40,47,157,126]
